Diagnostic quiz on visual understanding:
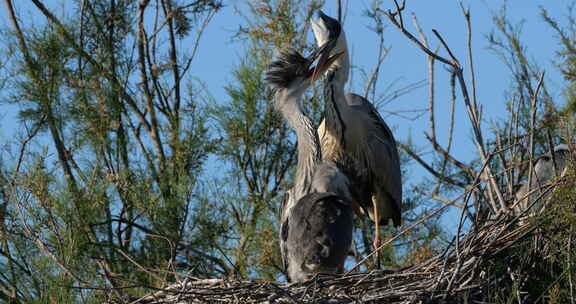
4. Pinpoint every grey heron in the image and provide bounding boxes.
[515,144,571,217]
[311,11,402,266]
[265,48,353,282]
